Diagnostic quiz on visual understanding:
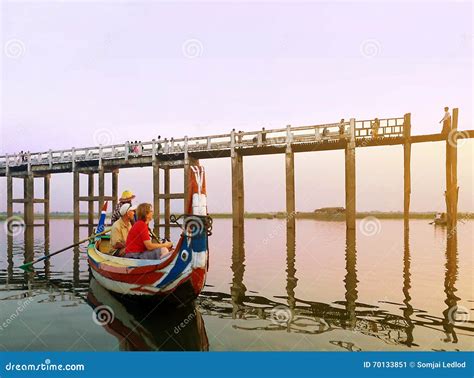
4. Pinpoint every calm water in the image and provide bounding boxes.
[0,218,472,351]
